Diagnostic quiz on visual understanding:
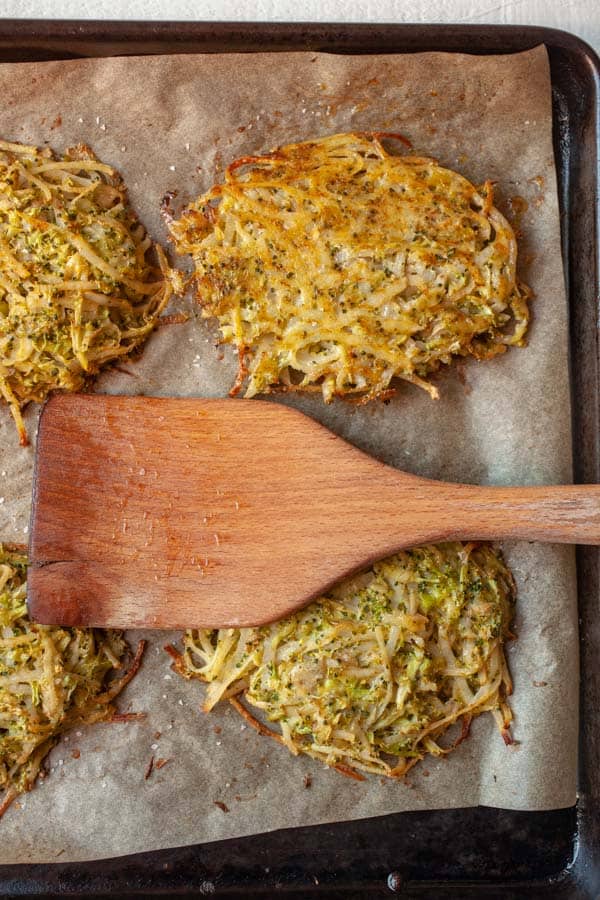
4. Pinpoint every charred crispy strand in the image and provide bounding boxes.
[158,312,189,326]
[333,764,366,782]
[95,639,146,704]
[176,542,516,780]
[0,140,177,444]
[0,544,143,817]
[145,756,155,780]
[164,643,188,678]
[110,711,147,723]
[229,696,285,745]
[169,132,531,404]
